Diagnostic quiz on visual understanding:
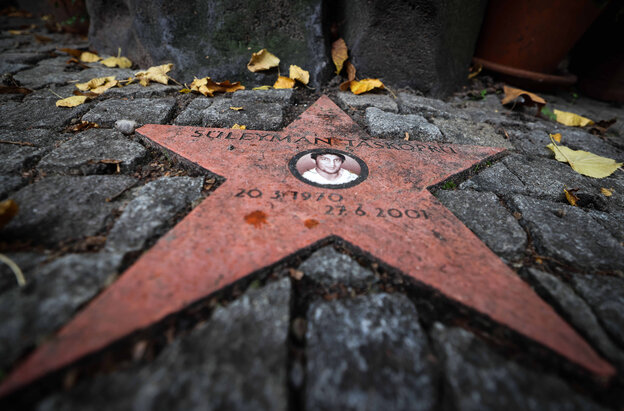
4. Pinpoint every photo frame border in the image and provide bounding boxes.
[288,148,369,190]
